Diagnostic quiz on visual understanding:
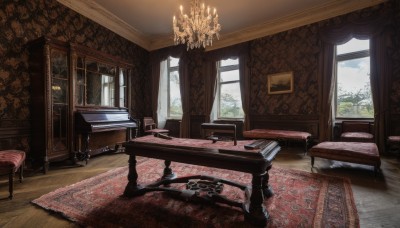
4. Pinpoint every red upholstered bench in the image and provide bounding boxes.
[243,129,311,153]
[309,142,381,175]
[0,150,26,199]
